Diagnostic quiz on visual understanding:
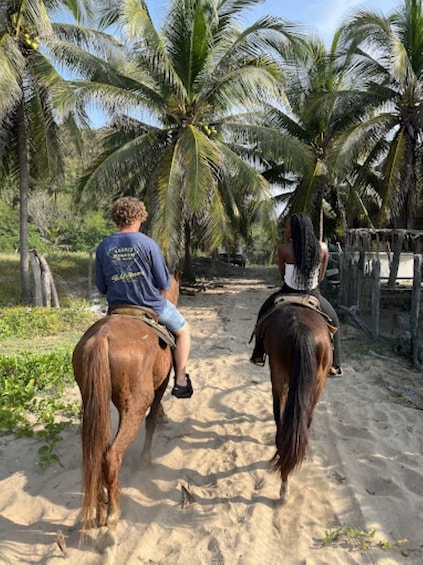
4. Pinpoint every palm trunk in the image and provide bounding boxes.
[17,100,32,303]
[182,221,195,282]
[405,127,417,230]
